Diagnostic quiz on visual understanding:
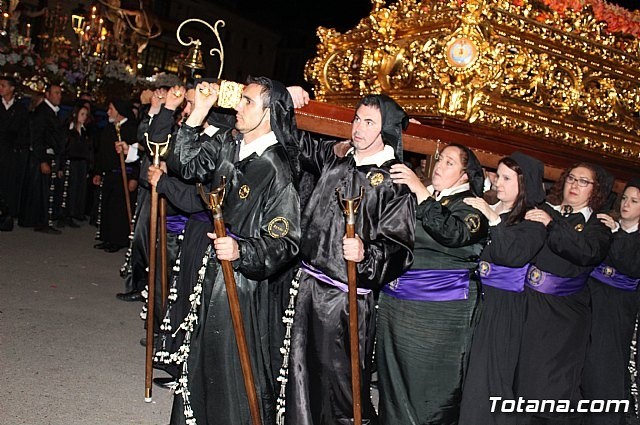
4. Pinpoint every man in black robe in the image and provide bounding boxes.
[92,100,139,252]
[0,76,29,218]
[281,94,416,425]
[169,77,301,425]
[18,84,65,234]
